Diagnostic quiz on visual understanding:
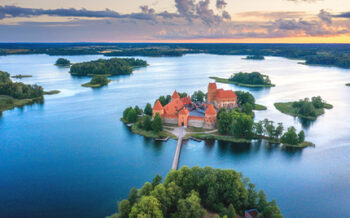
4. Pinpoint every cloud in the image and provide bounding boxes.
[333,12,350,18]
[0,5,175,21]
[216,0,227,9]
[237,11,306,19]
[286,0,323,3]
[318,9,332,24]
